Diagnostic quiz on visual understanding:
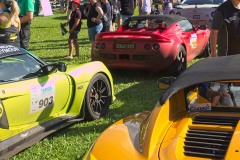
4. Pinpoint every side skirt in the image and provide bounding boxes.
[0,115,83,159]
